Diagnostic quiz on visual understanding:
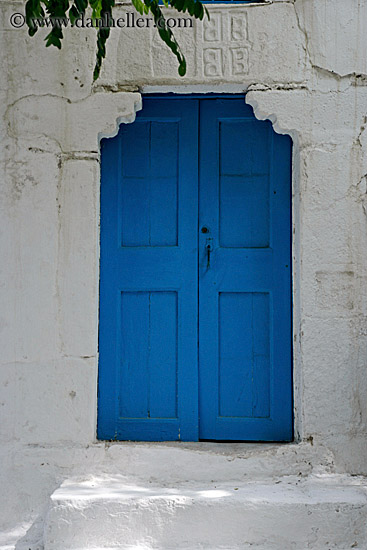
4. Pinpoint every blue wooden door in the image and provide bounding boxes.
[98,96,292,442]
[198,99,292,440]
[98,98,199,441]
